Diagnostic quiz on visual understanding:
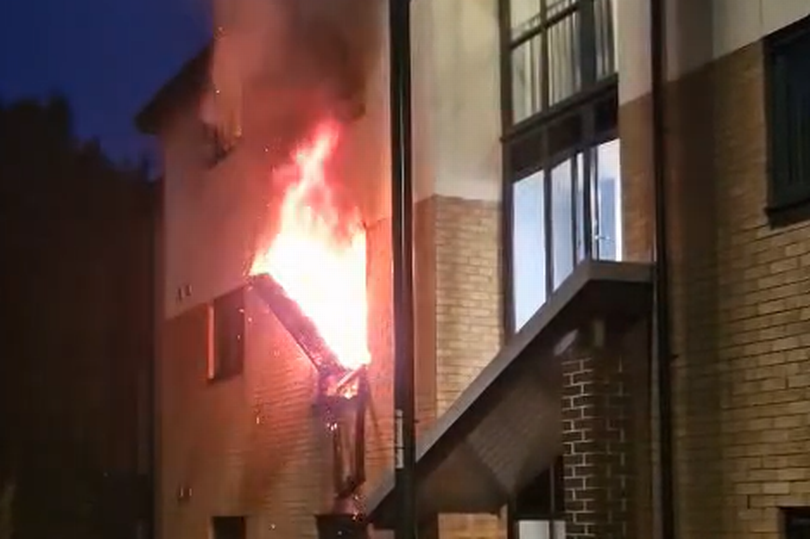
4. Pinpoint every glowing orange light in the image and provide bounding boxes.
[251,120,370,371]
